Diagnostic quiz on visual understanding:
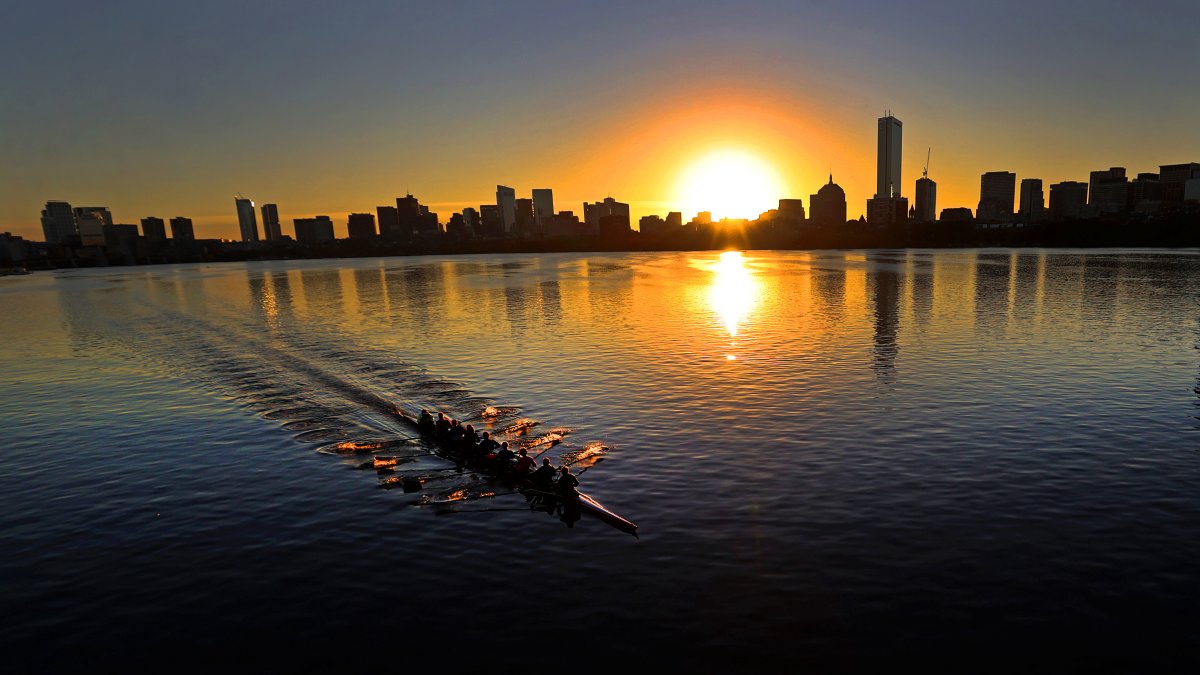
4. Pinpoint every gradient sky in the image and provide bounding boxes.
[2,0,1197,240]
